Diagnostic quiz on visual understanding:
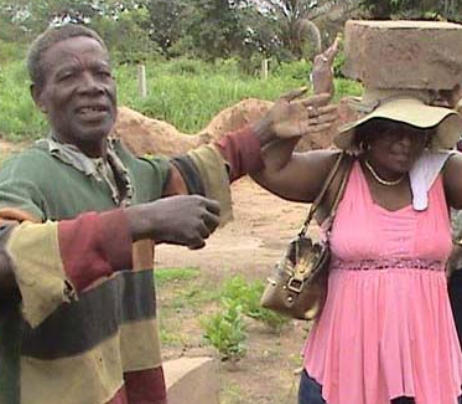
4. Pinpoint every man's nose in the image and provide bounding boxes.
[78,72,104,94]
